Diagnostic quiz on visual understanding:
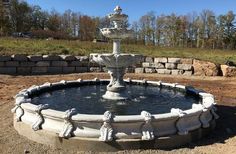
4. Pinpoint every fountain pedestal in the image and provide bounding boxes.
[103,67,128,100]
